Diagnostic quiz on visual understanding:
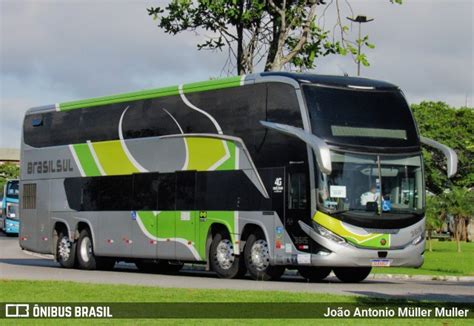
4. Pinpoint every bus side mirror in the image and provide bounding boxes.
[260,121,332,175]
[420,137,458,178]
